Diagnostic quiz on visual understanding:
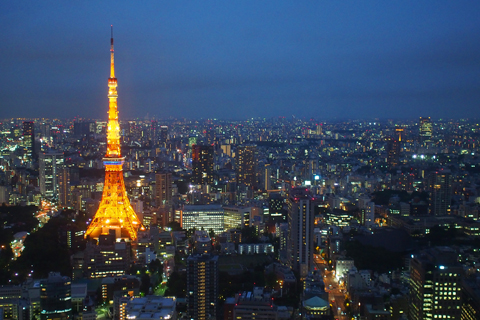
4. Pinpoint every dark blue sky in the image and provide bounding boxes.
[1,1,480,120]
